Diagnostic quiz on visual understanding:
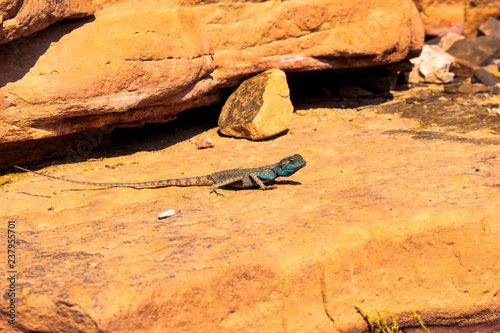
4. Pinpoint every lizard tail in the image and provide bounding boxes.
[147,176,214,187]
[14,166,214,187]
